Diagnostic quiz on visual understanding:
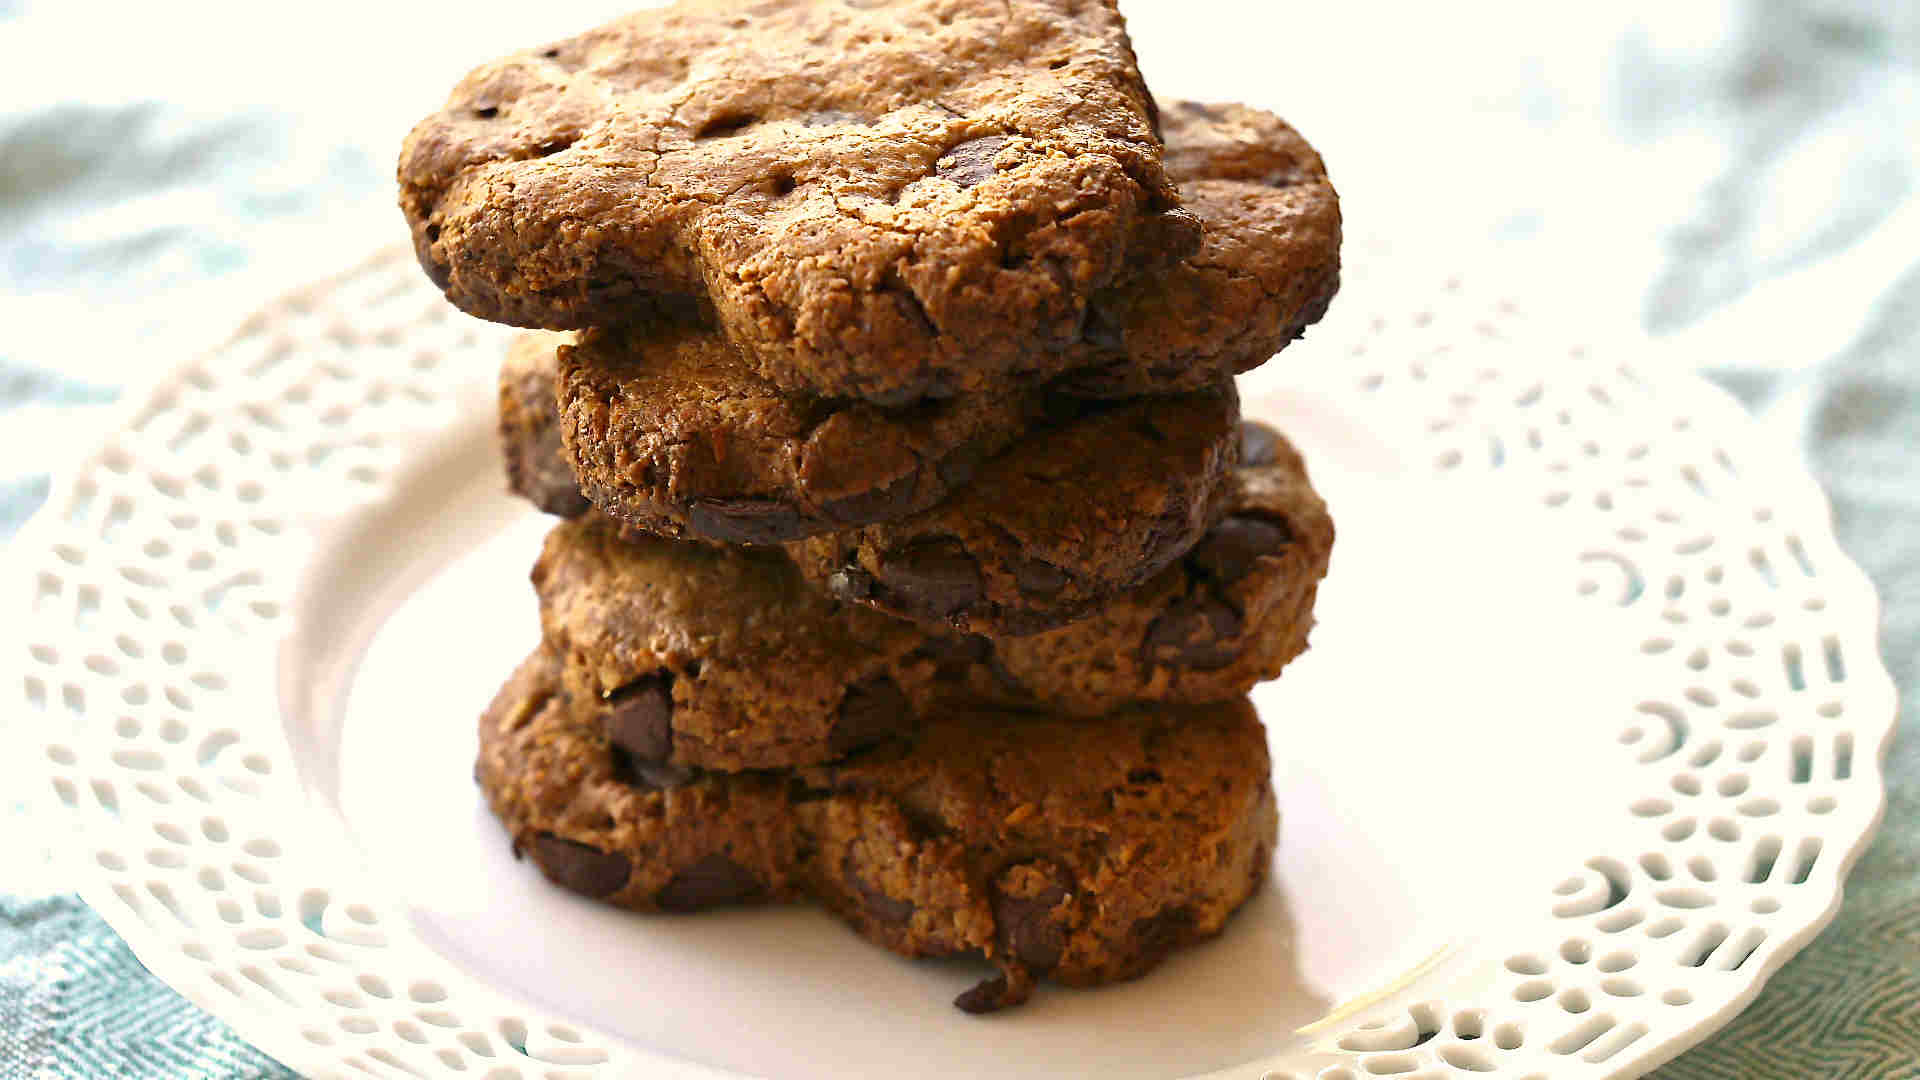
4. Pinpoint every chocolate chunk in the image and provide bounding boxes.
[616,754,695,791]
[1238,420,1282,468]
[830,676,910,755]
[936,135,1011,187]
[1129,905,1197,965]
[528,833,630,898]
[687,497,807,544]
[1143,598,1245,669]
[656,853,764,912]
[954,974,1016,1014]
[827,567,876,600]
[846,856,915,926]
[1011,557,1070,595]
[603,675,673,763]
[1189,516,1291,583]
[821,470,922,526]
[877,539,983,617]
[993,861,1073,974]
